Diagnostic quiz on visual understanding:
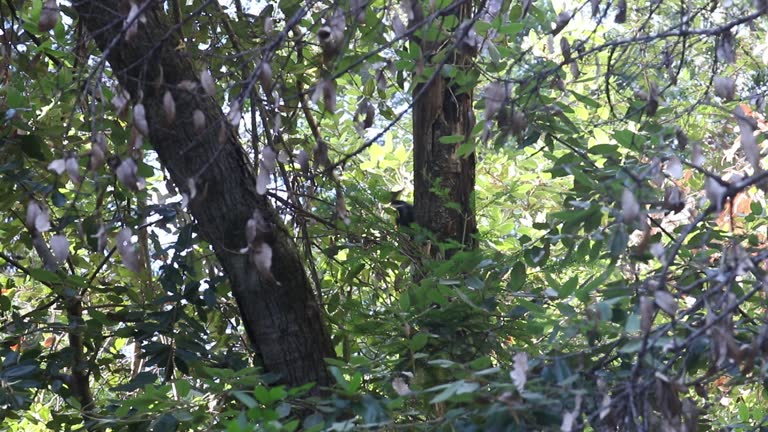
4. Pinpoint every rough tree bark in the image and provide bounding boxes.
[73,1,334,389]
[412,1,477,255]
